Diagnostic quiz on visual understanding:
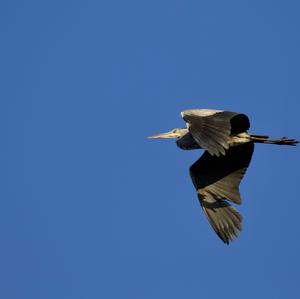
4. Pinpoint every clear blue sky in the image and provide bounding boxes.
[1,1,300,298]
